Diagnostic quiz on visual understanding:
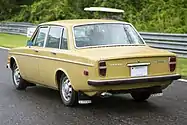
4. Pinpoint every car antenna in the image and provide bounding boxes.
[84,7,124,20]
